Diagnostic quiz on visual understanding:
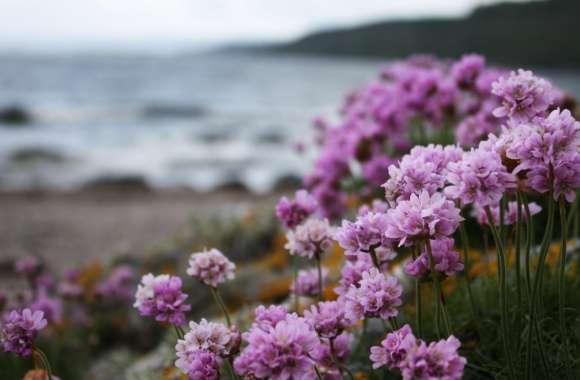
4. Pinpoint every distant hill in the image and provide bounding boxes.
[267,0,580,67]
